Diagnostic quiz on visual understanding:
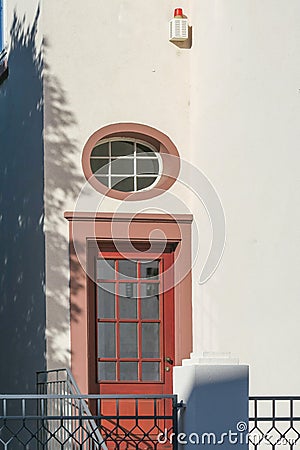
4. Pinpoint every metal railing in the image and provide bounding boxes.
[0,369,179,449]
[5,373,300,449]
[0,394,178,449]
[36,368,107,449]
[249,396,300,449]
